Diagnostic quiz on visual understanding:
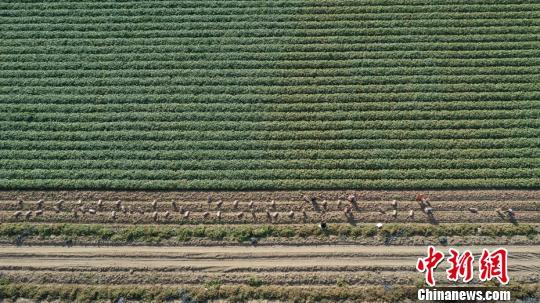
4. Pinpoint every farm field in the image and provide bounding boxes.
[0,245,538,302]
[0,190,538,301]
[0,0,539,190]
